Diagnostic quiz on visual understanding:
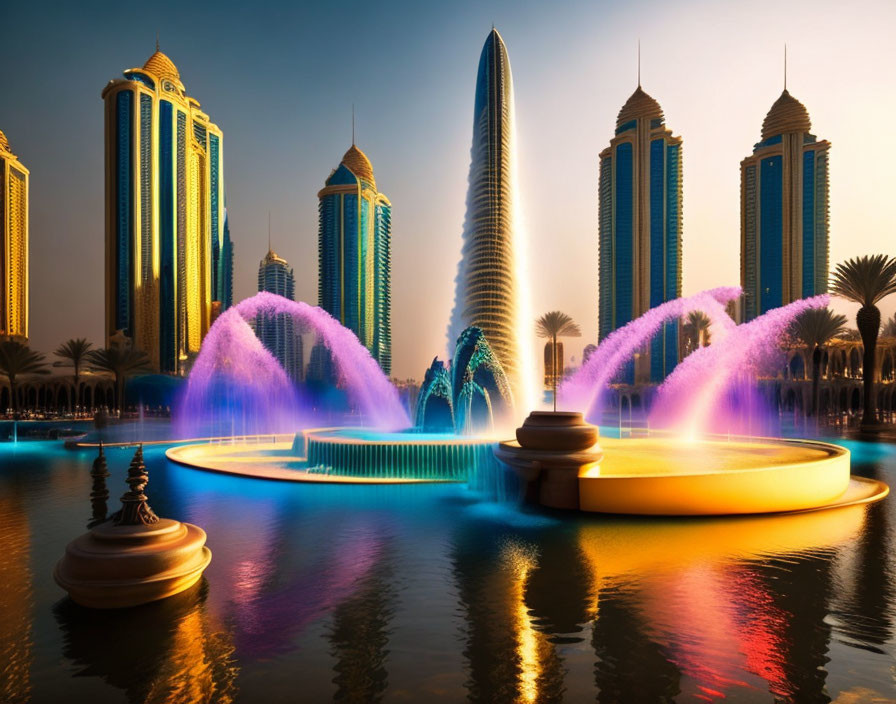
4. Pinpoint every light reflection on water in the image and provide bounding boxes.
[0,438,893,703]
